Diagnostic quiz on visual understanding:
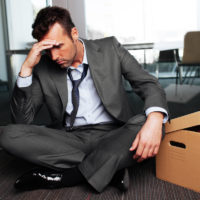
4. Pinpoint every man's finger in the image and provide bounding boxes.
[138,145,149,162]
[129,134,139,151]
[35,40,58,50]
[153,145,160,156]
[137,157,144,163]
[133,140,144,160]
[40,40,58,45]
[147,147,155,157]
[40,44,54,51]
